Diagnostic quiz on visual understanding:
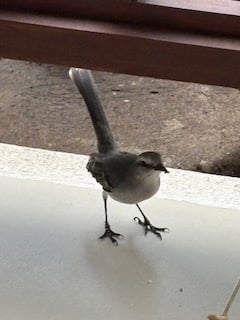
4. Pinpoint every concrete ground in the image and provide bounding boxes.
[0,59,239,177]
